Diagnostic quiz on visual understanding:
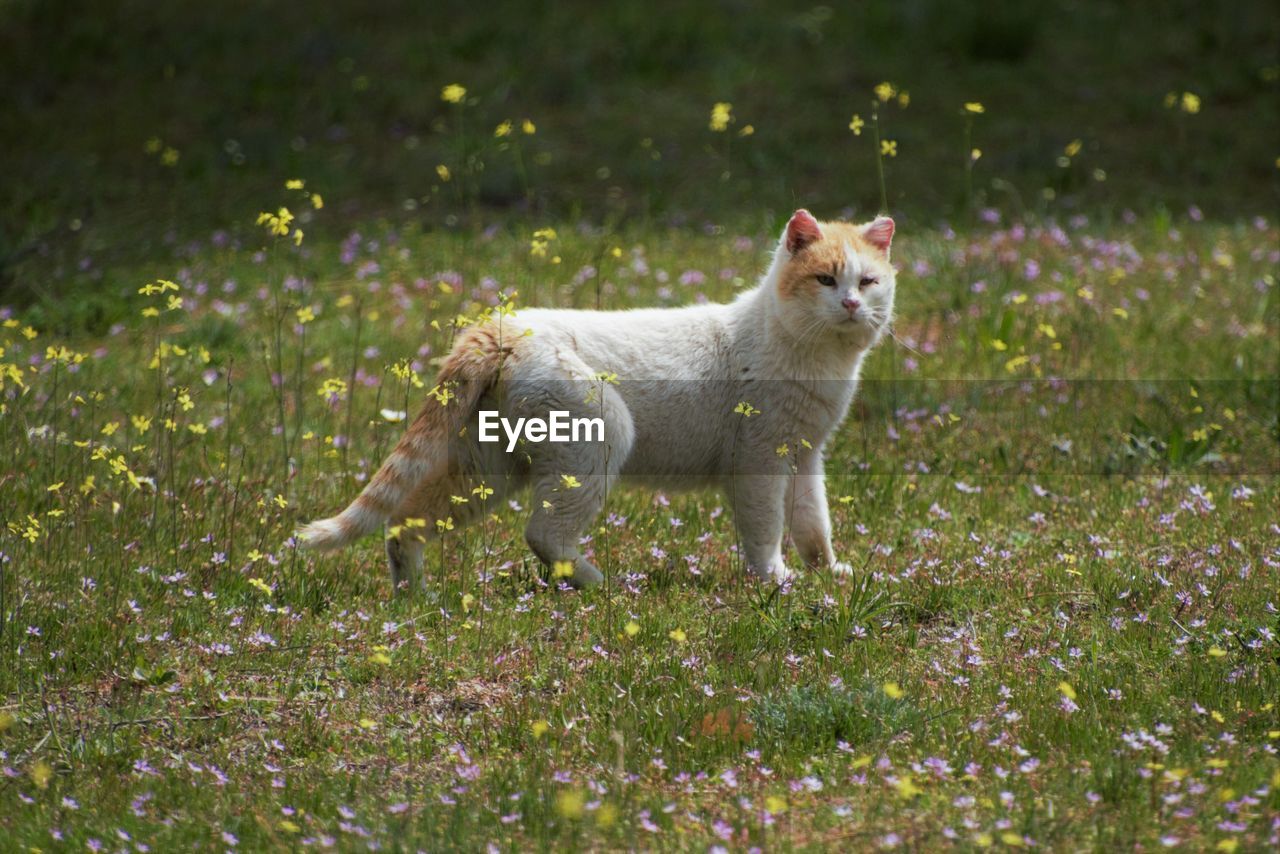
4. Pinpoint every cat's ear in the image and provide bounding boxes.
[861,216,895,255]
[783,209,822,254]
